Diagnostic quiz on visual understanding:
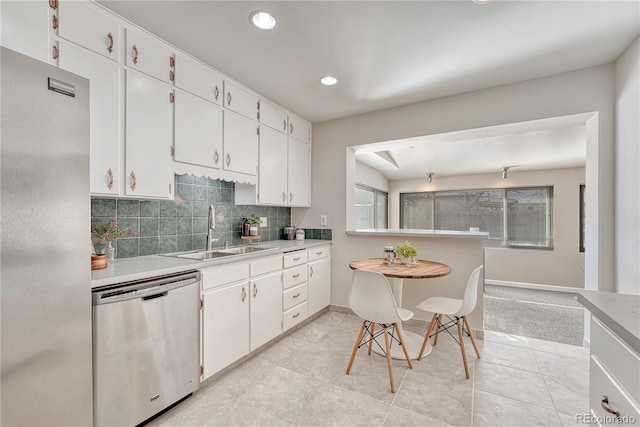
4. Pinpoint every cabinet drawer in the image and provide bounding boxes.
[591,317,640,399]
[589,356,640,425]
[283,265,307,289]
[283,302,308,331]
[283,284,307,311]
[307,245,330,262]
[250,255,282,277]
[201,262,249,290]
[283,250,307,268]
